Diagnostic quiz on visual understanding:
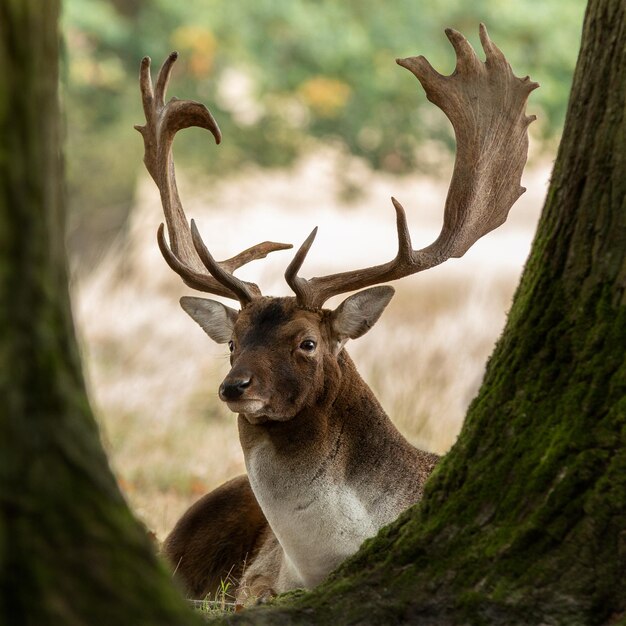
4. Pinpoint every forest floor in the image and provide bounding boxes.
[72,147,551,539]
